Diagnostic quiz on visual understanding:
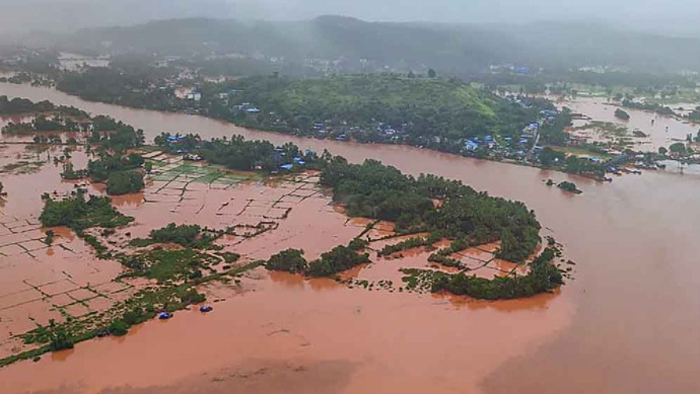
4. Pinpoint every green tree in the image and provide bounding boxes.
[614,108,630,120]
[265,249,308,273]
[106,171,145,195]
[48,319,74,351]
[669,142,686,155]
[109,319,129,336]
